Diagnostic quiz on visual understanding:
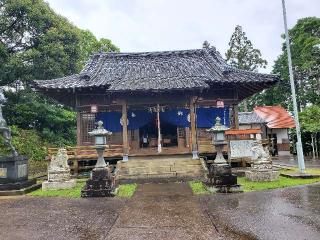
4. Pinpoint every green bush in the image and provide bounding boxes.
[0,125,48,177]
